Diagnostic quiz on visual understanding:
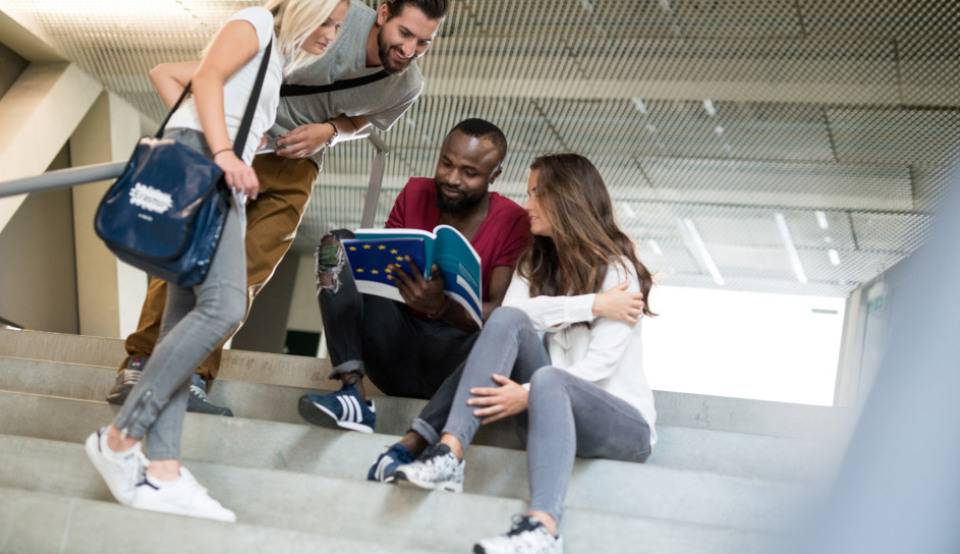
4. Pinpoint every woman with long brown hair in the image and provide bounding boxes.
[390,153,657,553]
